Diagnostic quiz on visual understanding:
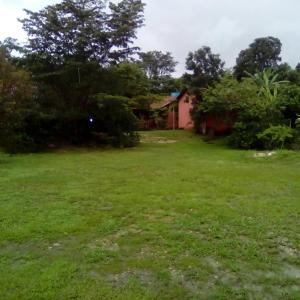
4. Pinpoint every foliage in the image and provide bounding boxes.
[277,84,300,126]
[194,75,286,149]
[257,125,294,149]
[138,51,178,93]
[0,53,38,152]
[246,68,288,103]
[92,94,139,147]
[129,94,164,110]
[184,46,225,91]
[0,37,24,63]
[229,100,283,149]
[0,0,146,152]
[274,63,300,84]
[19,0,146,115]
[104,62,149,97]
[199,76,260,114]
[19,0,145,65]
[234,36,282,79]
[138,51,177,79]
[18,0,146,110]
[296,115,300,128]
